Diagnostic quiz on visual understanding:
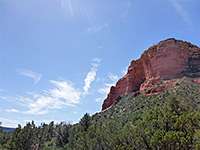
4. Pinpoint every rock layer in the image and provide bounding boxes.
[102,38,200,111]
